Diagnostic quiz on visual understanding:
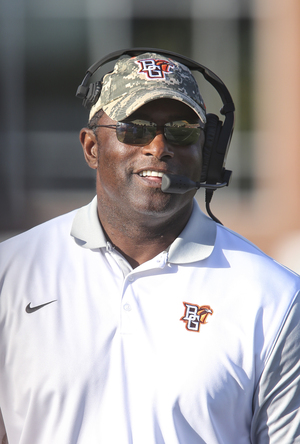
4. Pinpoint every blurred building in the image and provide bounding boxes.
[0,0,300,272]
